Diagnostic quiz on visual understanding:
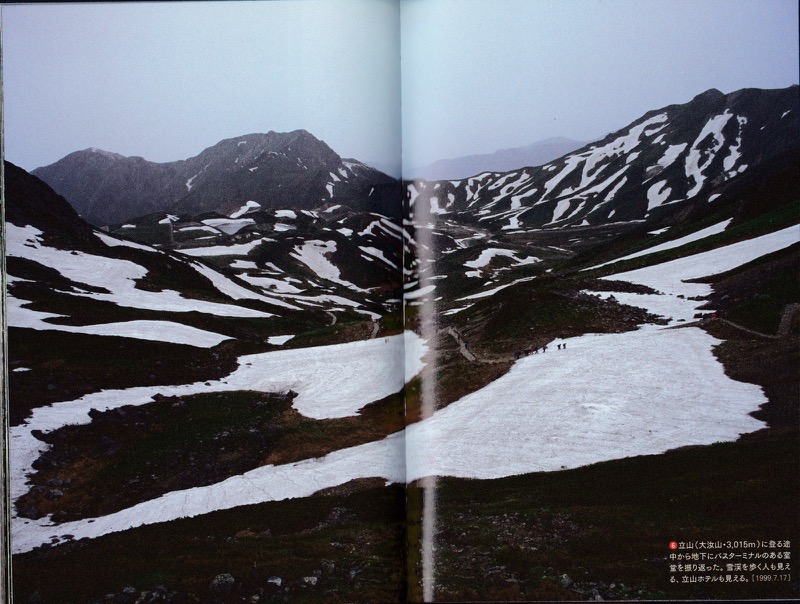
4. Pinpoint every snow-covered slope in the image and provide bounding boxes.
[408,86,799,231]
[10,225,796,554]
